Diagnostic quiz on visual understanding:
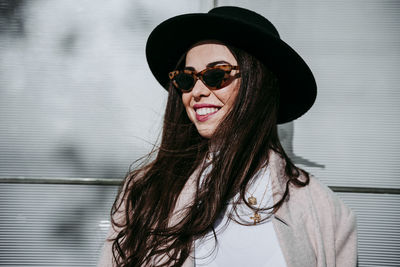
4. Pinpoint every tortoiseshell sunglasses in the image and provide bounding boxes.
[168,65,241,92]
